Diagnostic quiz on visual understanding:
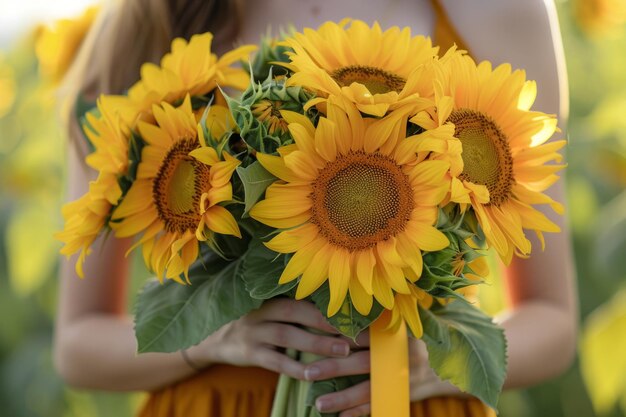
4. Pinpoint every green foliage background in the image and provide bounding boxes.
[0,2,625,416]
